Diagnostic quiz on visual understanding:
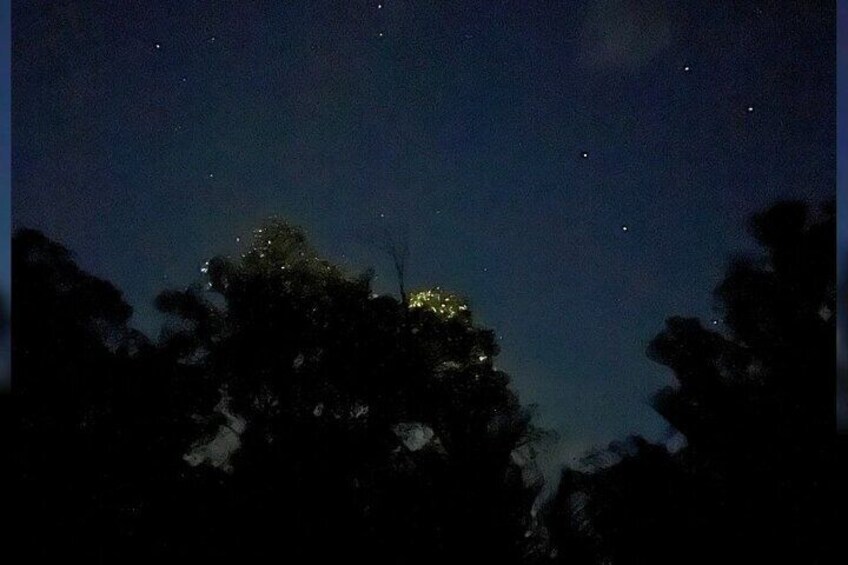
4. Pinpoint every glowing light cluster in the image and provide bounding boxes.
[408,287,469,319]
